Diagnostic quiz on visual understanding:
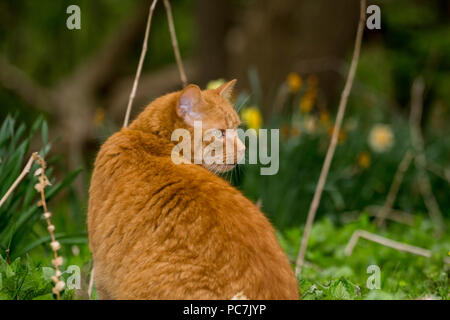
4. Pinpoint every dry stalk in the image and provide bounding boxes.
[409,78,445,233]
[123,0,159,127]
[32,153,65,299]
[255,198,262,210]
[163,0,188,87]
[345,229,450,265]
[367,206,414,226]
[375,150,414,227]
[421,159,450,186]
[341,207,414,226]
[295,0,366,276]
[88,266,95,299]
[0,154,34,208]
